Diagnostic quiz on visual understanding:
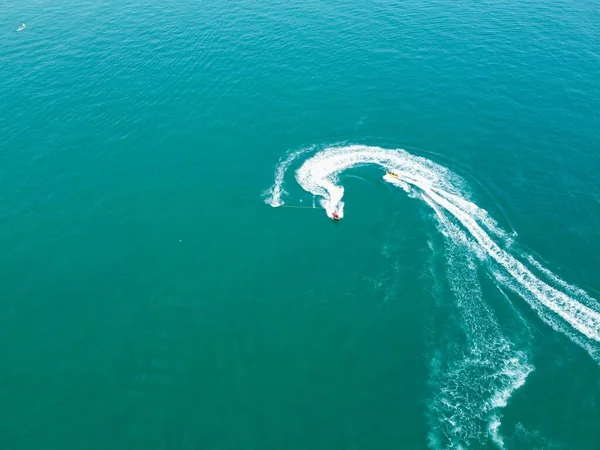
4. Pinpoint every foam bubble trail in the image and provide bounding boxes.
[488,416,503,448]
[426,216,532,448]
[275,144,600,362]
[264,146,313,207]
